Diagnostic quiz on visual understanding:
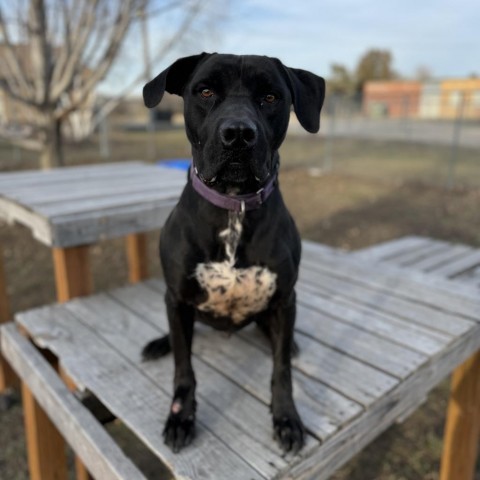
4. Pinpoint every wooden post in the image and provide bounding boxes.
[53,246,93,302]
[21,245,94,480]
[54,245,94,479]
[22,382,68,480]
[0,246,19,394]
[59,366,94,480]
[126,233,149,283]
[440,350,480,480]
